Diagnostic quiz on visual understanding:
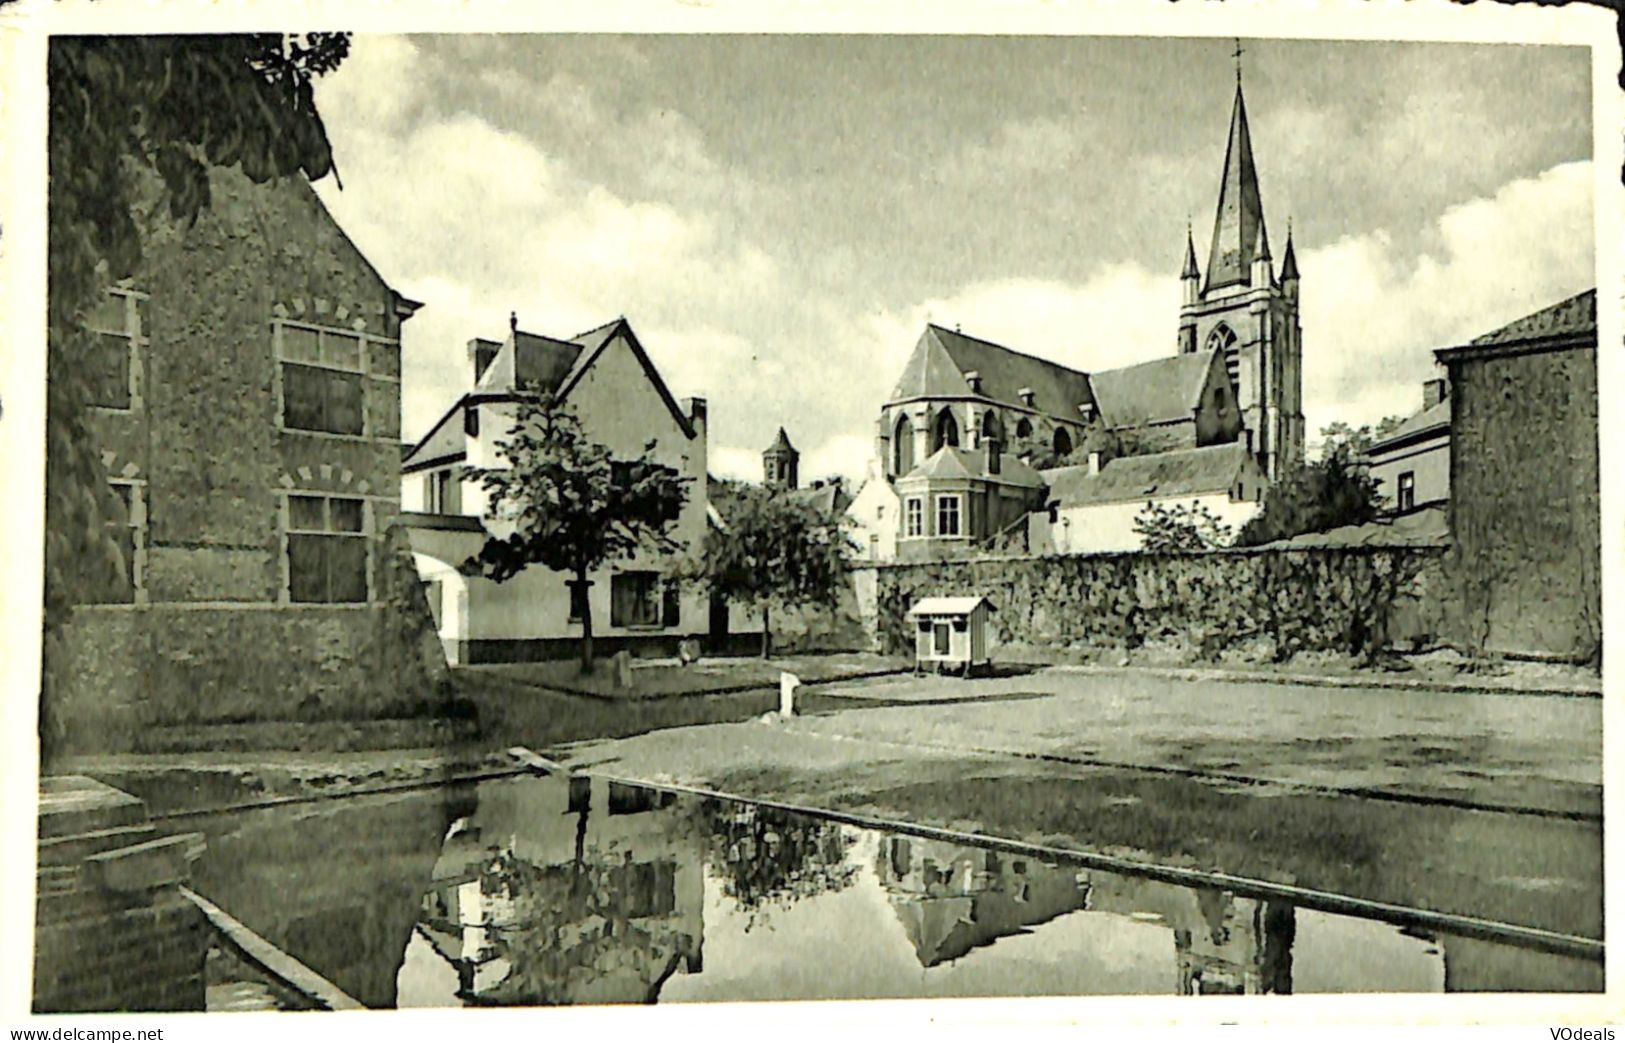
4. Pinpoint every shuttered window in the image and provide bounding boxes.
[286,494,369,603]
